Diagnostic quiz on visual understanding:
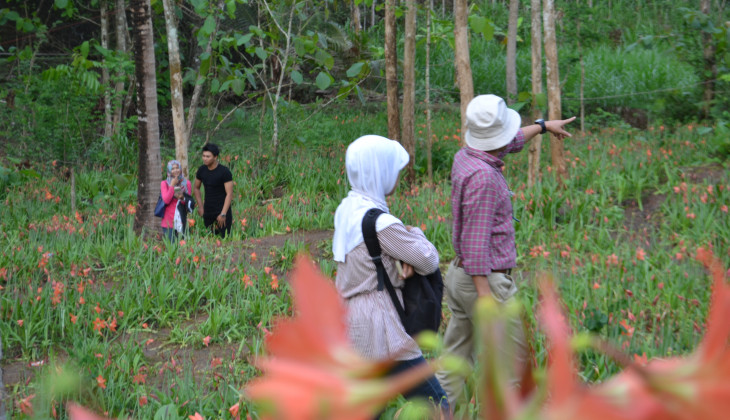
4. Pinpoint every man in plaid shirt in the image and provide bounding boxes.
[436,94,575,408]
